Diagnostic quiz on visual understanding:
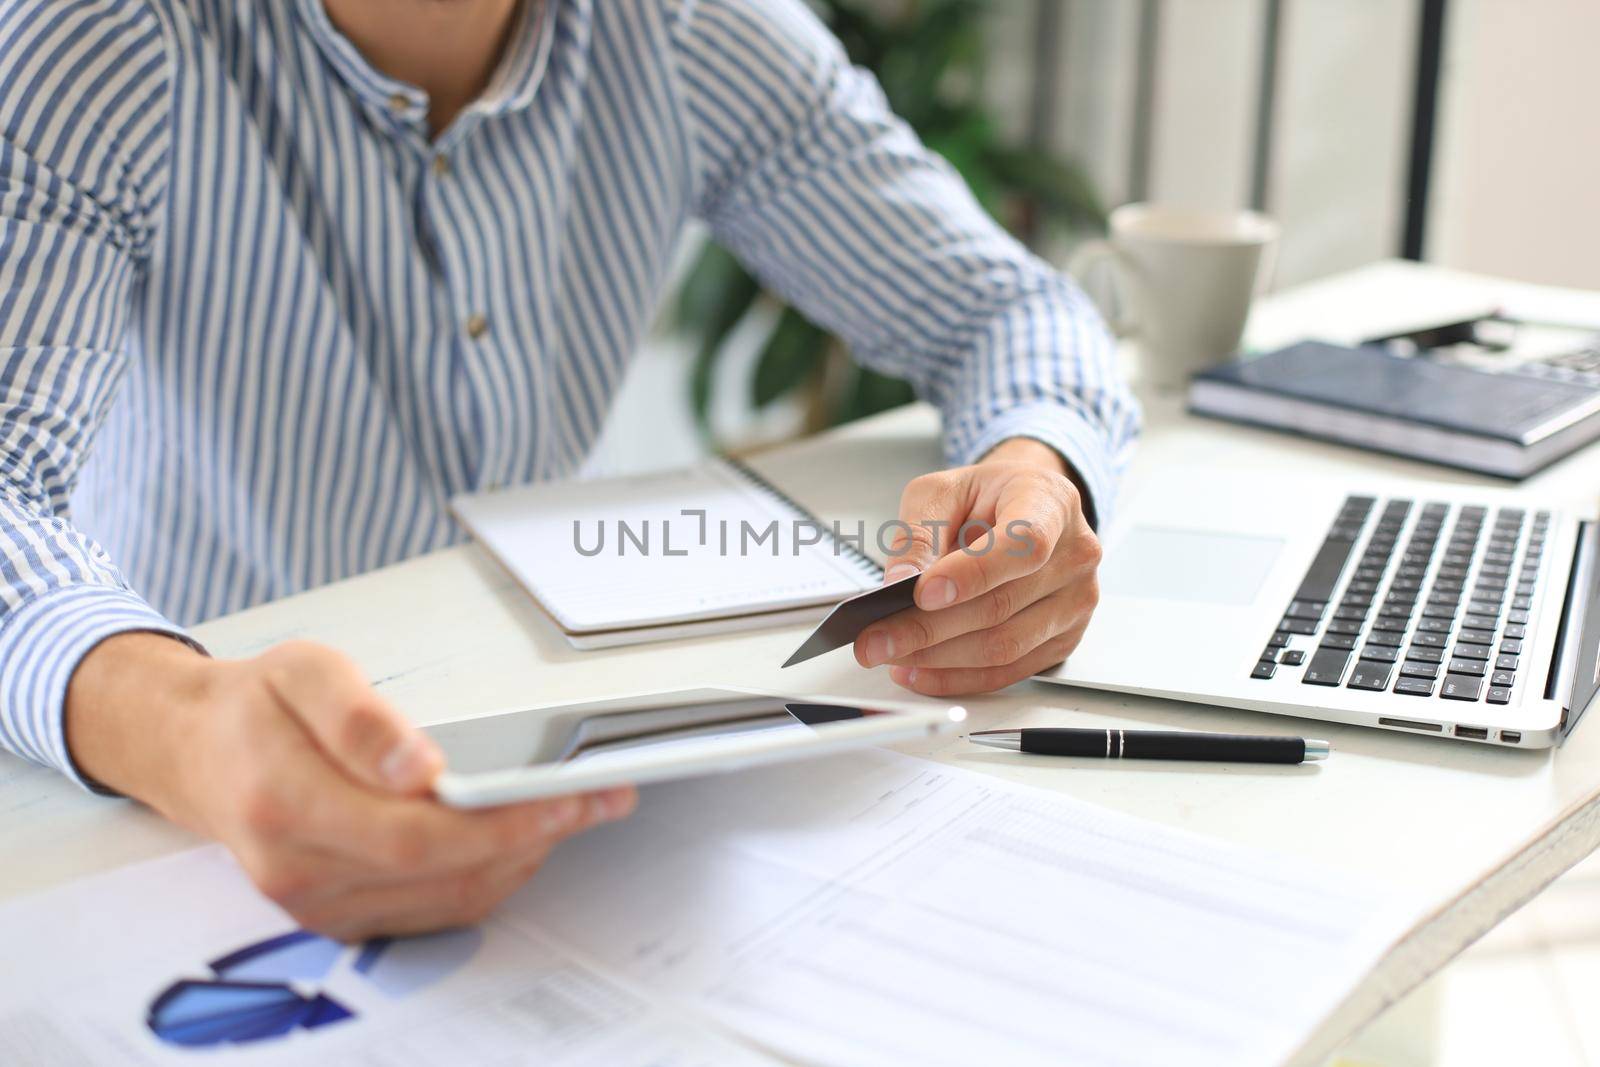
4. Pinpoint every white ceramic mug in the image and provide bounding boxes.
[1070,204,1279,389]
